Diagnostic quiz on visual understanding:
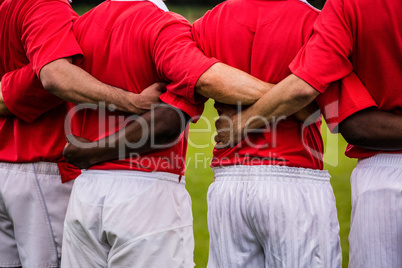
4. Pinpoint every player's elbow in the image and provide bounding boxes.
[39,64,58,93]
[288,78,320,106]
[39,58,71,94]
